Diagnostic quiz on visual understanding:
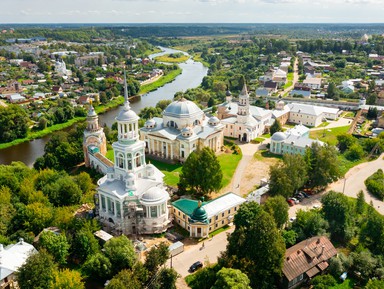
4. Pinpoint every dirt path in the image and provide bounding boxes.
[221,140,278,197]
